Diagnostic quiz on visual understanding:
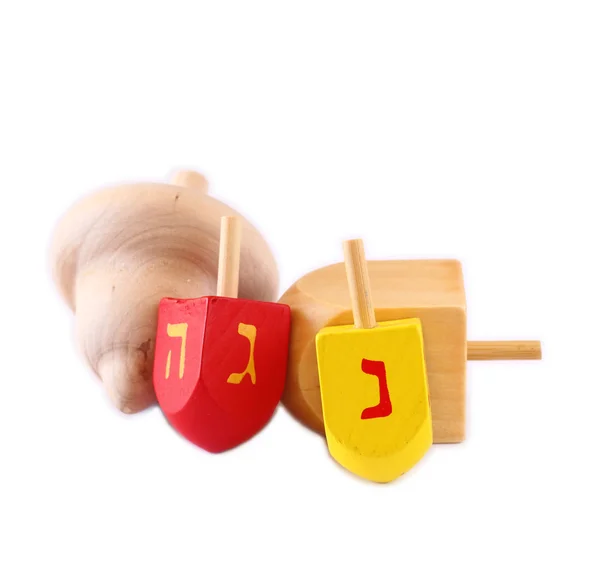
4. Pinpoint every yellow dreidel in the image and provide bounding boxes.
[315,239,433,483]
